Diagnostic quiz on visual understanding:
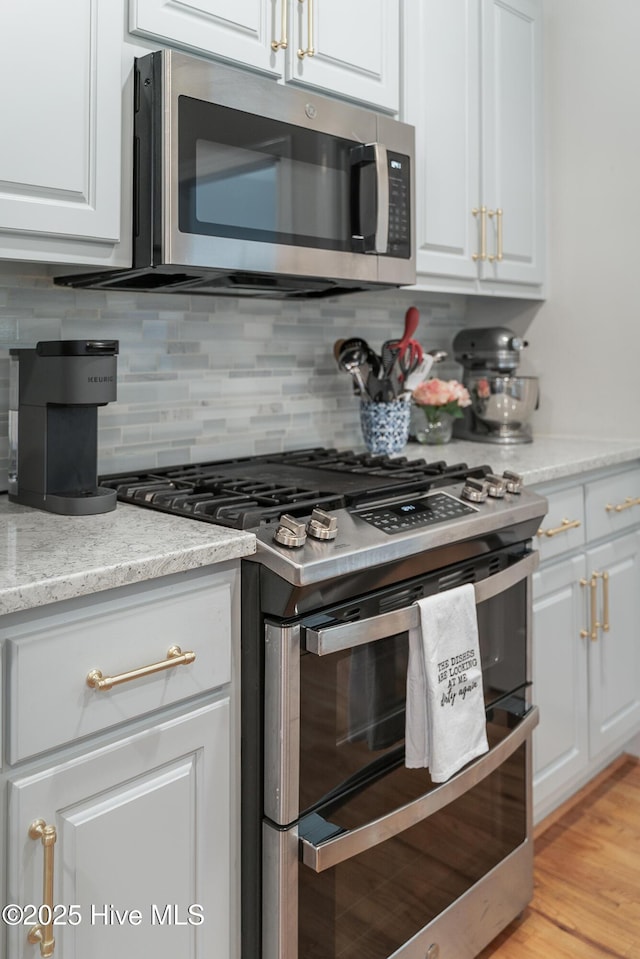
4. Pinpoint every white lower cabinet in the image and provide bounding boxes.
[6,700,229,959]
[532,466,640,822]
[0,563,240,959]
